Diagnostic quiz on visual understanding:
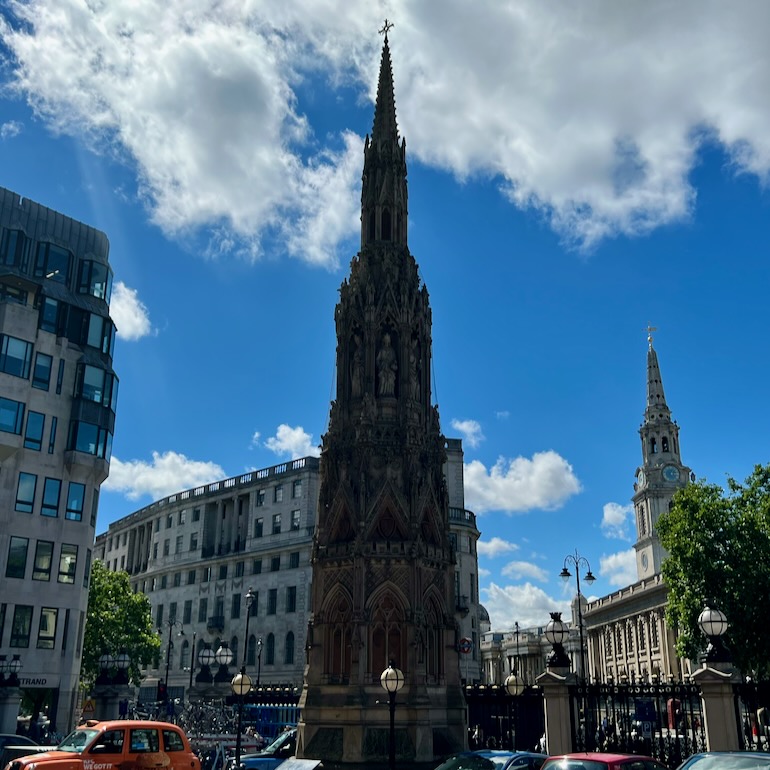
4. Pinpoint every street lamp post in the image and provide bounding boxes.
[504,669,524,750]
[559,550,596,681]
[380,661,405,770]
[697,606,730,663]
[188,632,197,691]
[256,638,263,687]
[159,619,185,699]
[232,588,256,768]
